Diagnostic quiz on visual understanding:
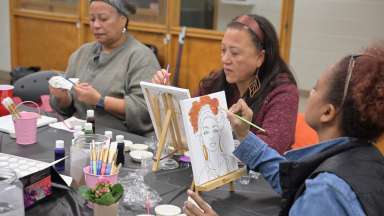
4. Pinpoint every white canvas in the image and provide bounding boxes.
[140,81,191,150]
[180,91,238,186]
